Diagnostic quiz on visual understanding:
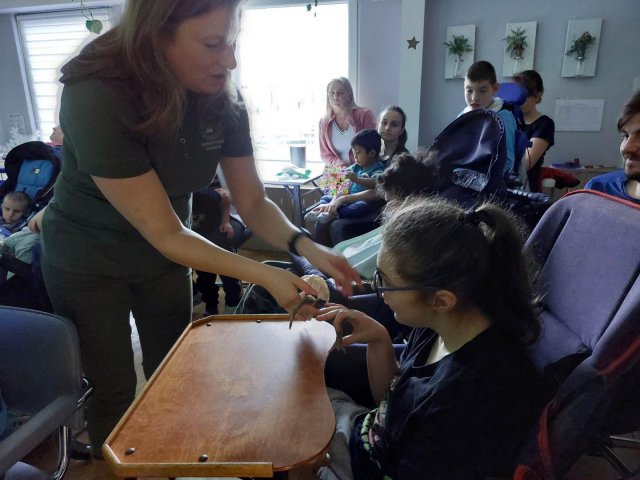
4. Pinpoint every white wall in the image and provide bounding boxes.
[2,0,639,168]
[419,0,640,167]
[354,0,402,117]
